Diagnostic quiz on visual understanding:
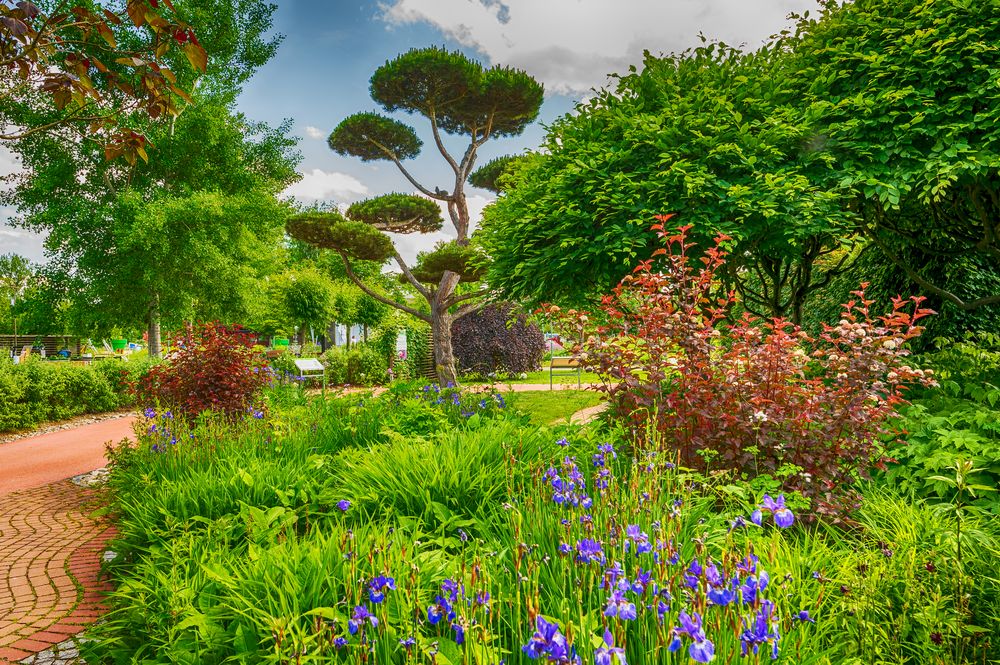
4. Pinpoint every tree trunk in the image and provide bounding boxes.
[432,308,458,386]
[363,323,369,343]
[431,273,461,385]
[148,294,161,359]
